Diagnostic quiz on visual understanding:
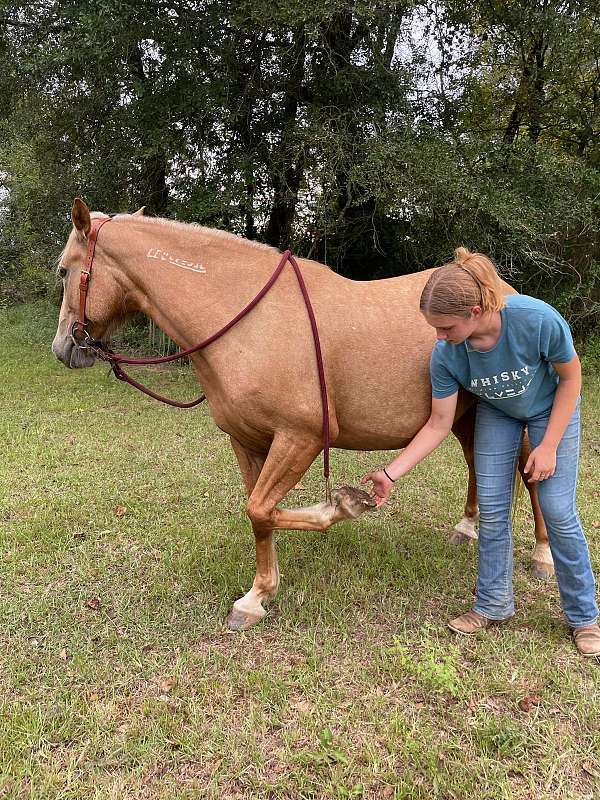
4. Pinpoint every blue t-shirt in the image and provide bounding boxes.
[430,295,576,420]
